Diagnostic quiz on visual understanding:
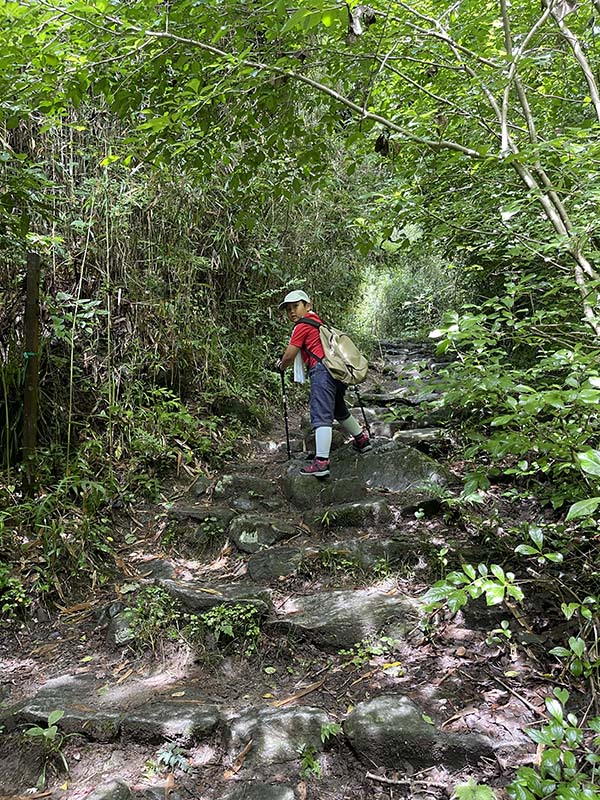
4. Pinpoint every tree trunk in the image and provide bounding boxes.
[22,252,41,497]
